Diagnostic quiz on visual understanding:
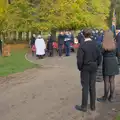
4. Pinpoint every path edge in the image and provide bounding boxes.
[25,53,36,64]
